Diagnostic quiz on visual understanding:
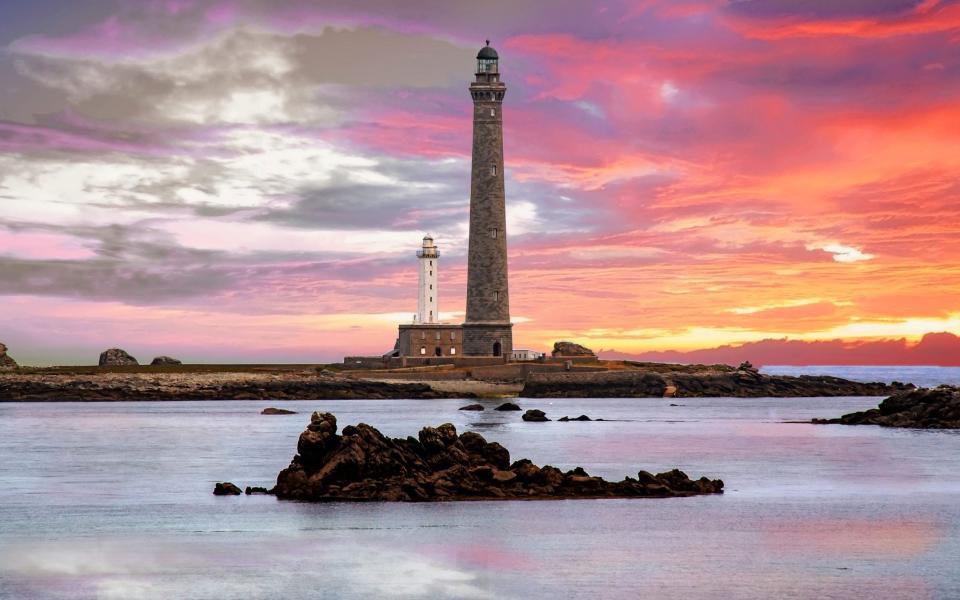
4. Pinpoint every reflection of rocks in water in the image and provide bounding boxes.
[463,421,509,429]
[270,412,724,502]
